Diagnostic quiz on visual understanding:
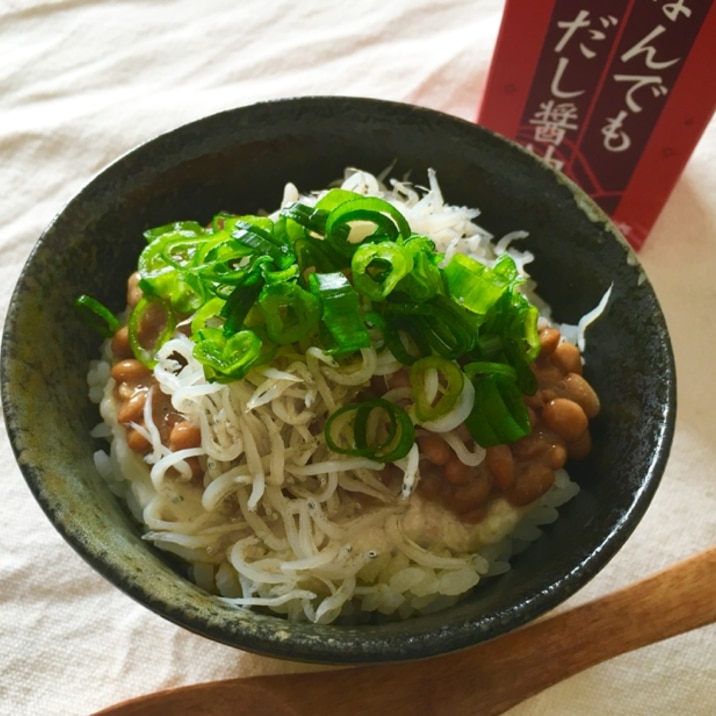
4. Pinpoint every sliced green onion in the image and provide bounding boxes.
[443,252,510,316]
[139,232,204,274]
[505,293,541,381]
[142,220,206,245]
[211,213,236,233]
[314,188,363,212]
[194,246,262,288]
[324,398,415,462]
[74,295,121,338]
[261,262,300,286]
[231,220,294,270]
[385,295,477,359]
[190,296,224,336]
[136,228,212,312]
[220,281,264,335]
[464,366,531,447]
[141,270,207,314]
[324,196,412,257]
[410,356,465,423]
[279,202,329,237]
[128,295,176,369]
[293,235,344,275]
[463,391,500,447]
[257,282,321,345]
[215,256,272,334]
[382,318,431,364]
[192,326,262,381]
[492,253,523,283]
[351,242,413,301]
[463,361,518,381]
[475,290,540,395]
[308,272,370,355]
[277,188,359,241]
[393,235,443,301]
